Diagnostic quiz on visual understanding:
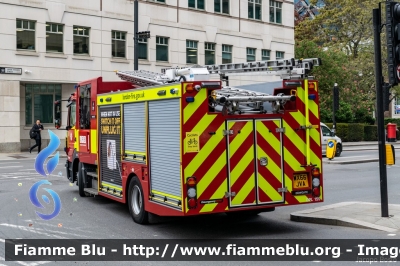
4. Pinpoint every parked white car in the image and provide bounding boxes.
[320,122,342,157]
